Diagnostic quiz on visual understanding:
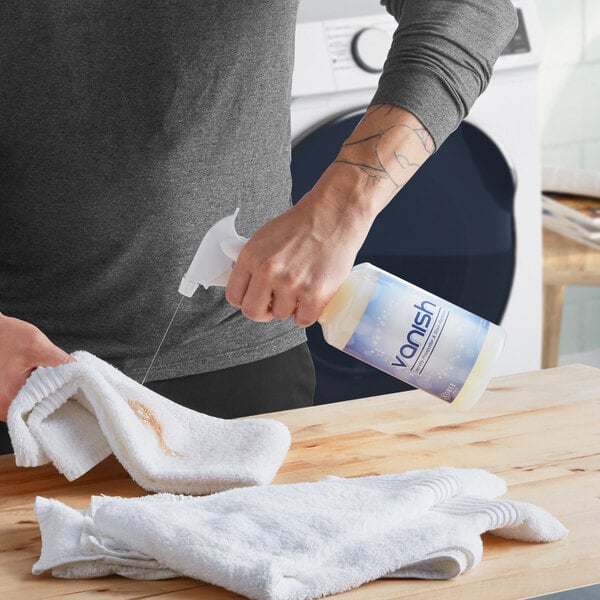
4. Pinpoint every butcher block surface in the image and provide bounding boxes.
[1,364,599,599]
